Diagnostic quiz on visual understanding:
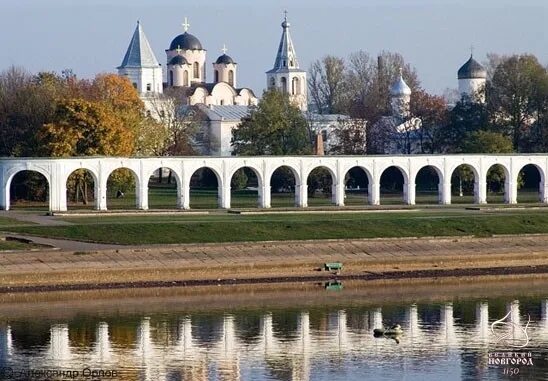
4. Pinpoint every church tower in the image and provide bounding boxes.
[390,68,412,119]
[166,18,206,86]
[457,53,487,103]
[266,13,307,111]
[213,45,237,87]
[117,21,163,95]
